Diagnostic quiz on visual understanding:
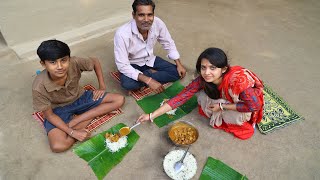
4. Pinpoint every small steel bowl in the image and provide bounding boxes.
[167,120,199,146]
